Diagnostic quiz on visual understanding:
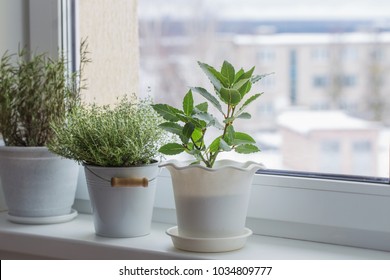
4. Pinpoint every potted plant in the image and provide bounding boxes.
[153,60,268,252]
[0,43,88,224]
[48,96,169,237]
